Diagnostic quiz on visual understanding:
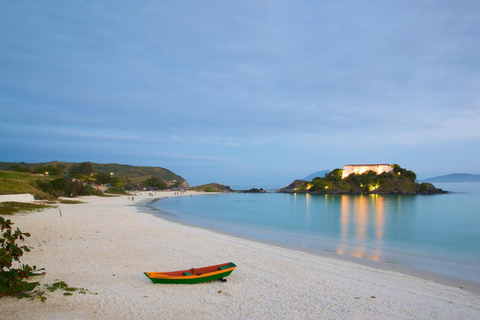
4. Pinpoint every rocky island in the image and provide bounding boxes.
[190,183,266,193]
[190,183,233,192]
[279,164,447,195]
